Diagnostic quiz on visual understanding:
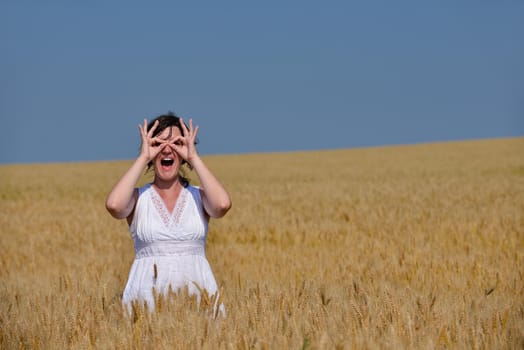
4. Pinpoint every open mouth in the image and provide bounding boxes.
[160,158,174,167]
